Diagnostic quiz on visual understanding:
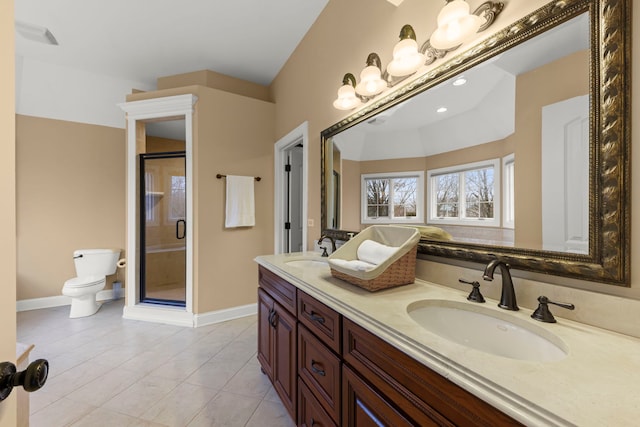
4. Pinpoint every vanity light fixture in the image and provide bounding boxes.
[332,2,503,110]
[355,53,388,97]
[430,0,483,50]
[333,73,363,111]
[387,25,426,77]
